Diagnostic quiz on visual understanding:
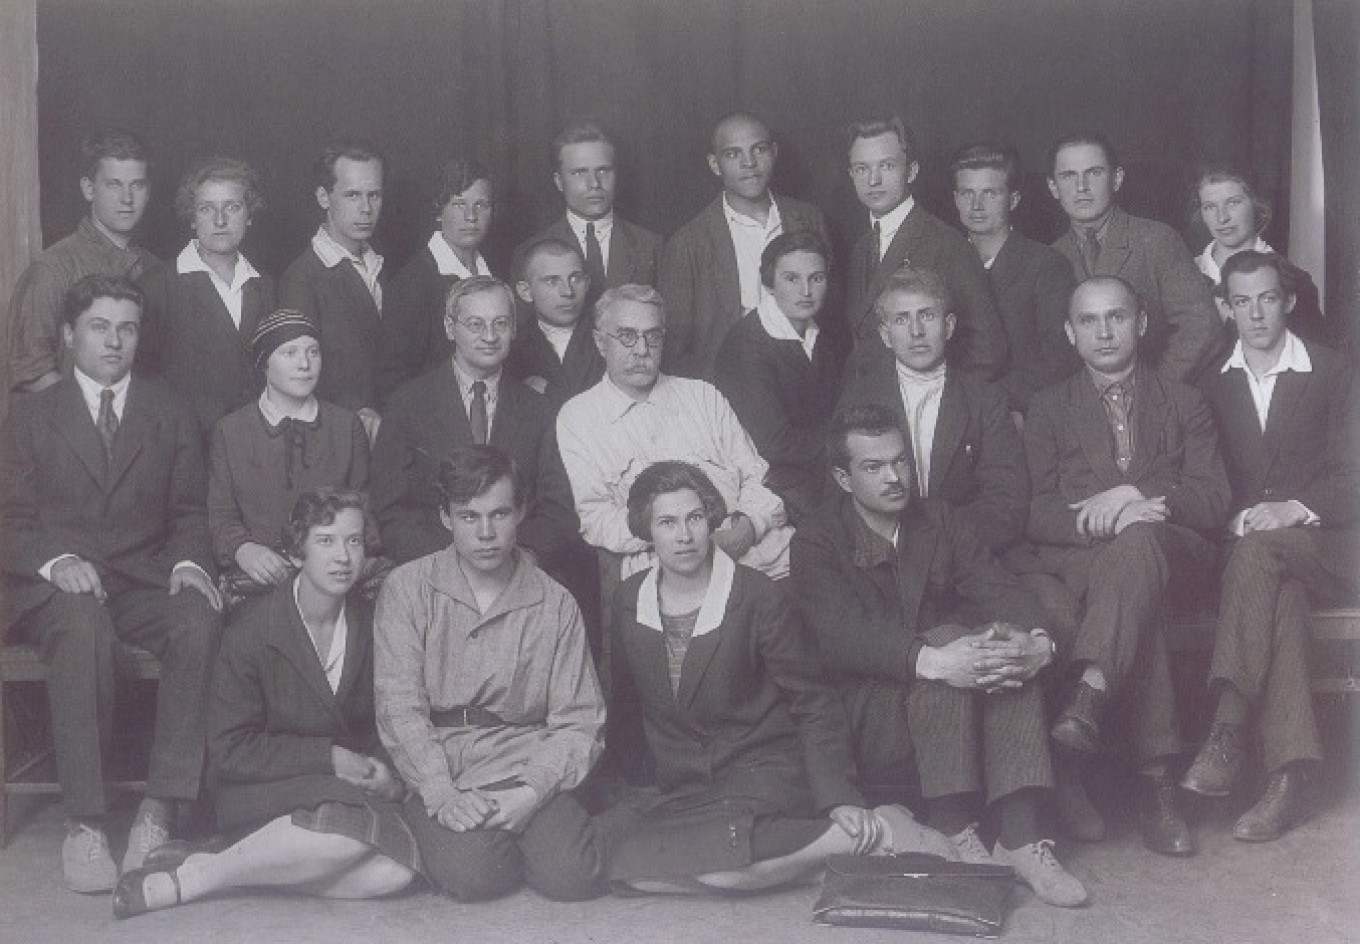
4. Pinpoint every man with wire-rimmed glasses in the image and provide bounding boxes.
[370,276,579,571]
